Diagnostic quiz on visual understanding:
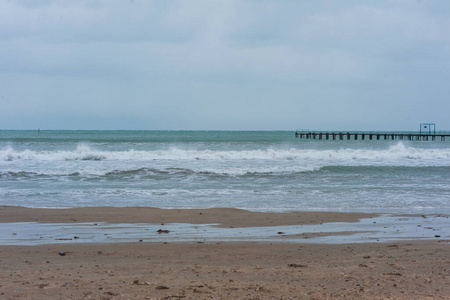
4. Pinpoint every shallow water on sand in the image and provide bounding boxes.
[1,215,448,245]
